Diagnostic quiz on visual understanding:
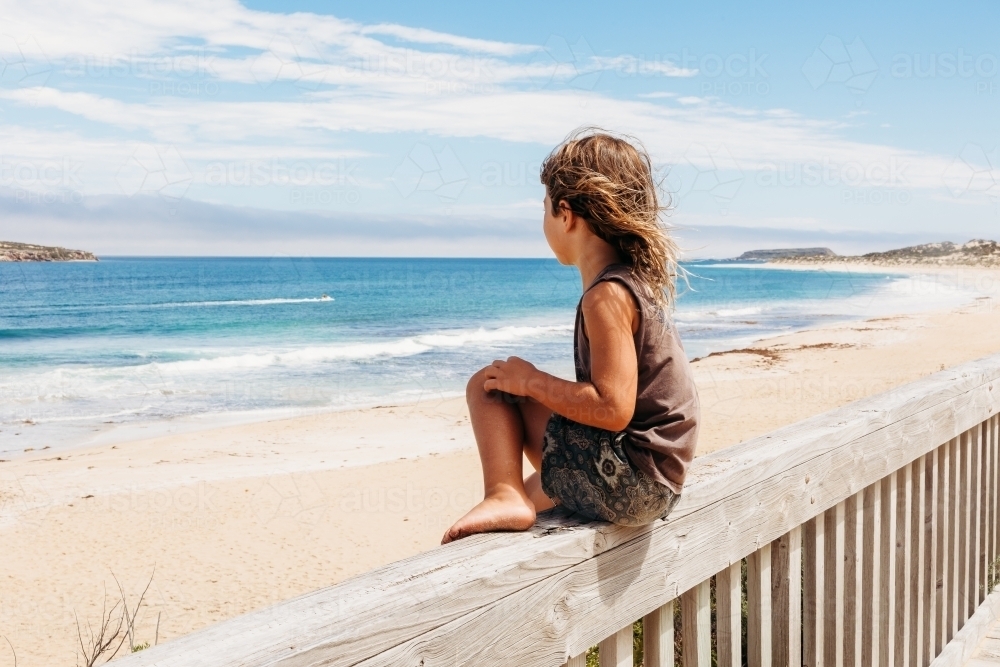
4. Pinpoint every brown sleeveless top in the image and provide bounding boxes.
[574,263,700,493]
